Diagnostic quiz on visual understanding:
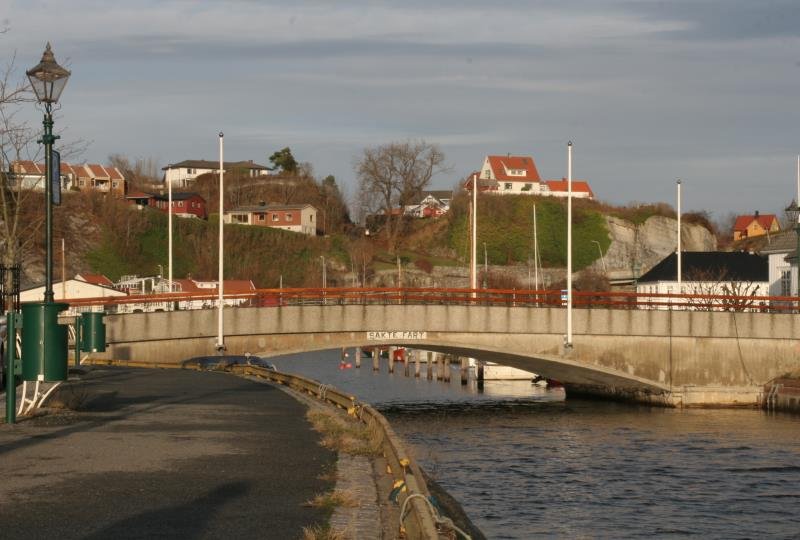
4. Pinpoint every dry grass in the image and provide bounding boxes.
[301,524,346,540]
[306,410,384,457]
[303,489,359,510]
